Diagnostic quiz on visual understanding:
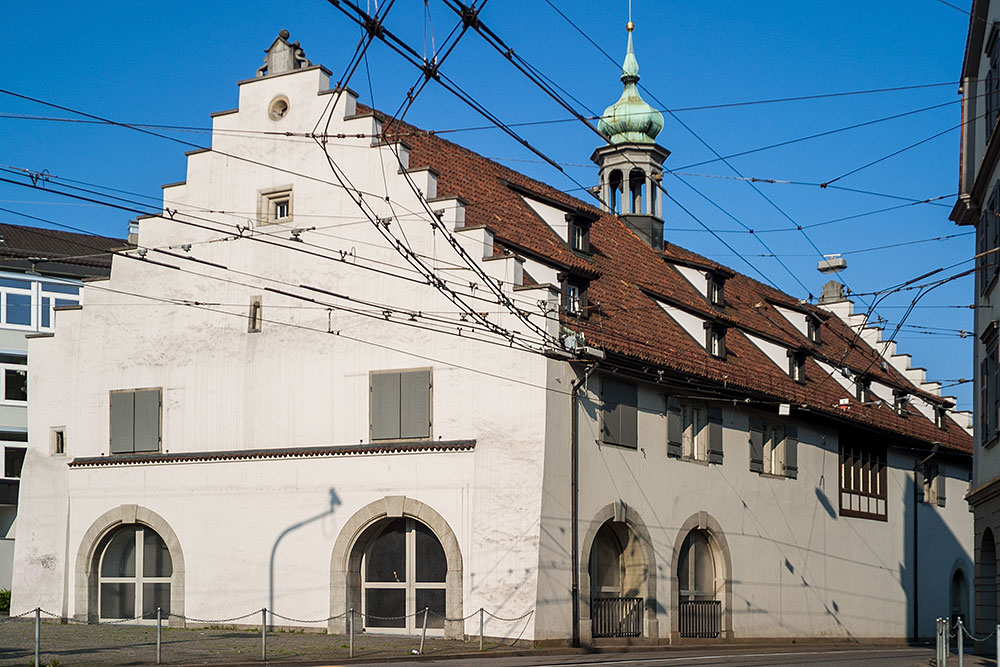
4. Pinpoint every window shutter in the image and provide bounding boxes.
[133,389,161,453]
[619,381,638,448]
[602,378,621,445]
[784,424,798,479]
[707,406,723,464]
[915,468,925,502]
[666,396,682,457]
[372,372,401,440]
[110,391,135,454]
[748,415,763,472]
[936,467,947,507]
[400,370,431,439]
